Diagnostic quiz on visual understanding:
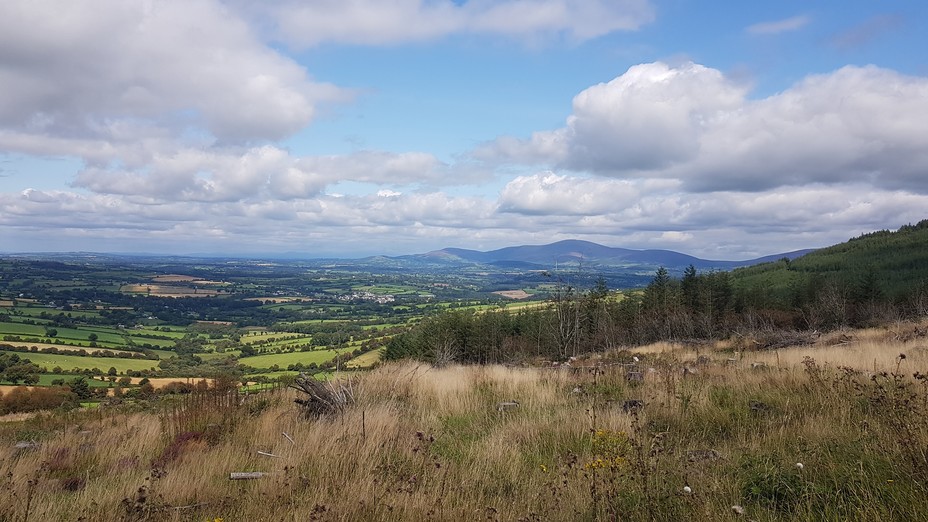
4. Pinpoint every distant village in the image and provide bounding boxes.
[336,291,395,304]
